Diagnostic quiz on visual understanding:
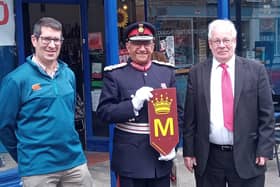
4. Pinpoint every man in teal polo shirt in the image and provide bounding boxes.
[0,17,93,187]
